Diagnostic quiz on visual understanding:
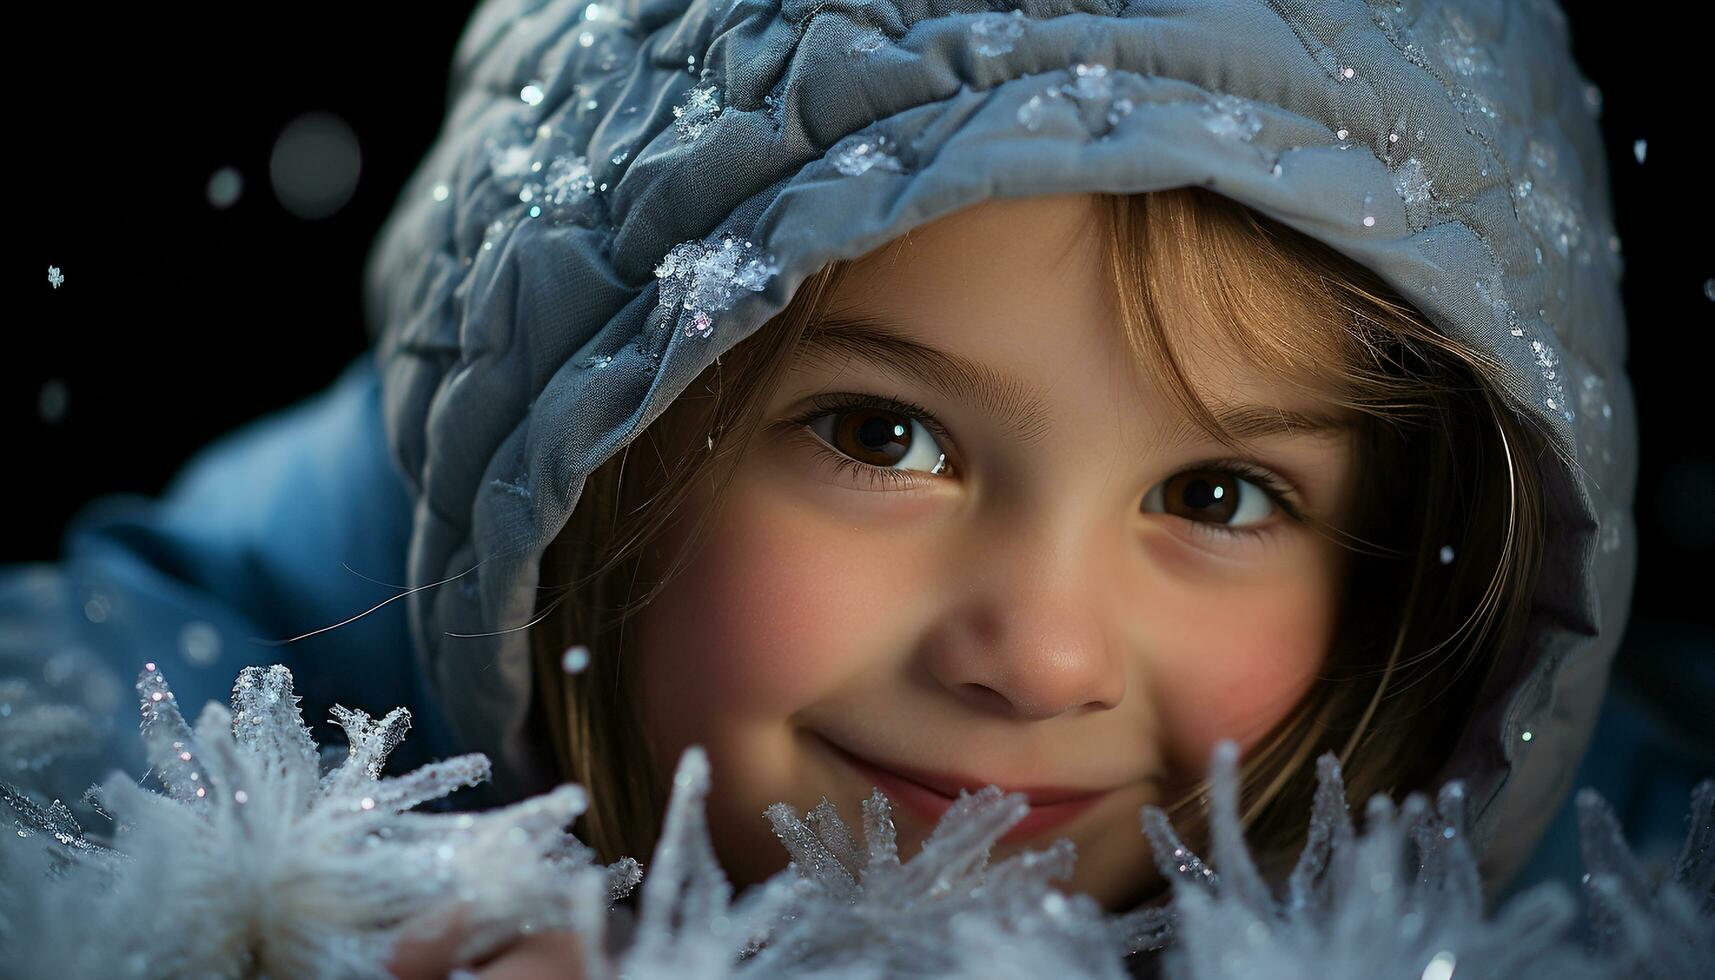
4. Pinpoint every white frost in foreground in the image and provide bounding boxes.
[1,663,1709,979]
